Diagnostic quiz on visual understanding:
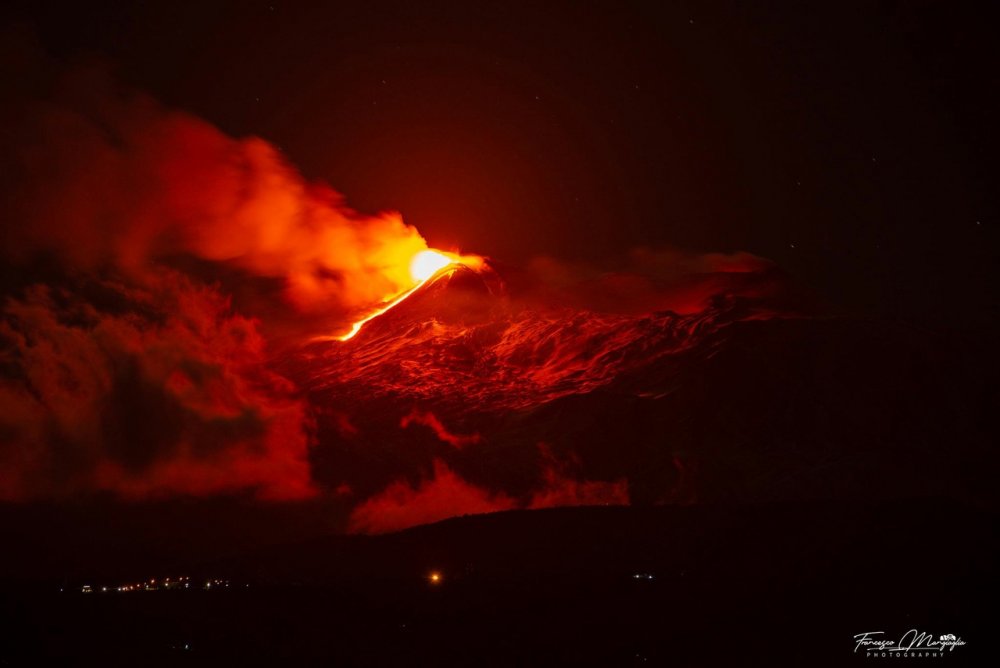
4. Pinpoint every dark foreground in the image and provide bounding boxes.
[1,499,995,666]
